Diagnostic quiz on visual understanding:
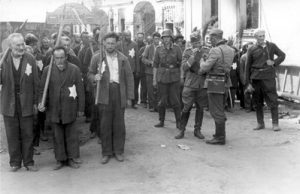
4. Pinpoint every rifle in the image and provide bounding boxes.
[40,5,66,107]
[14,19,28,33]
